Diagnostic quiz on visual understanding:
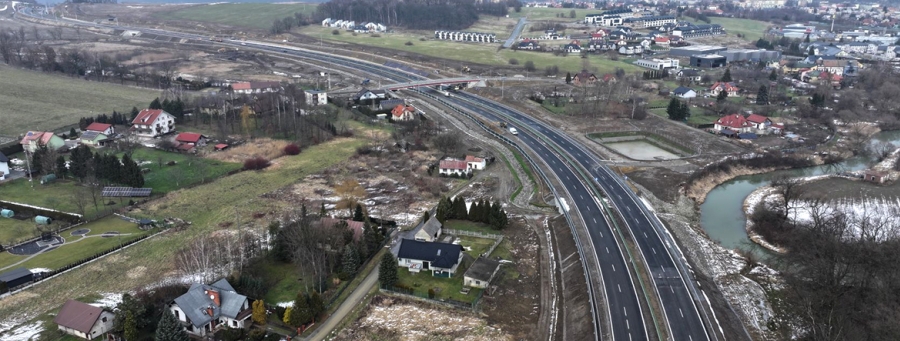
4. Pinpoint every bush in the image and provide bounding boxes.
[508,58,519,65]
[331,29,340,35]
[419,37,426,41]
[370,33,381,38]
[405,41,414,46]
[356,146,373,155]
[284,144,301,155]
[243,157,270,170]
